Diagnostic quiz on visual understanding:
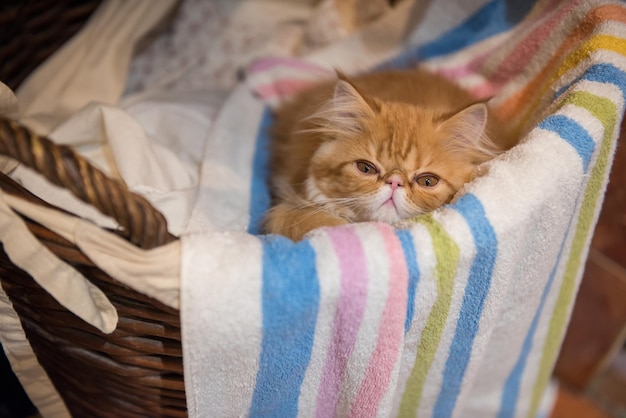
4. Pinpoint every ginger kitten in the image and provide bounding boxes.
[264,69,504,241]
